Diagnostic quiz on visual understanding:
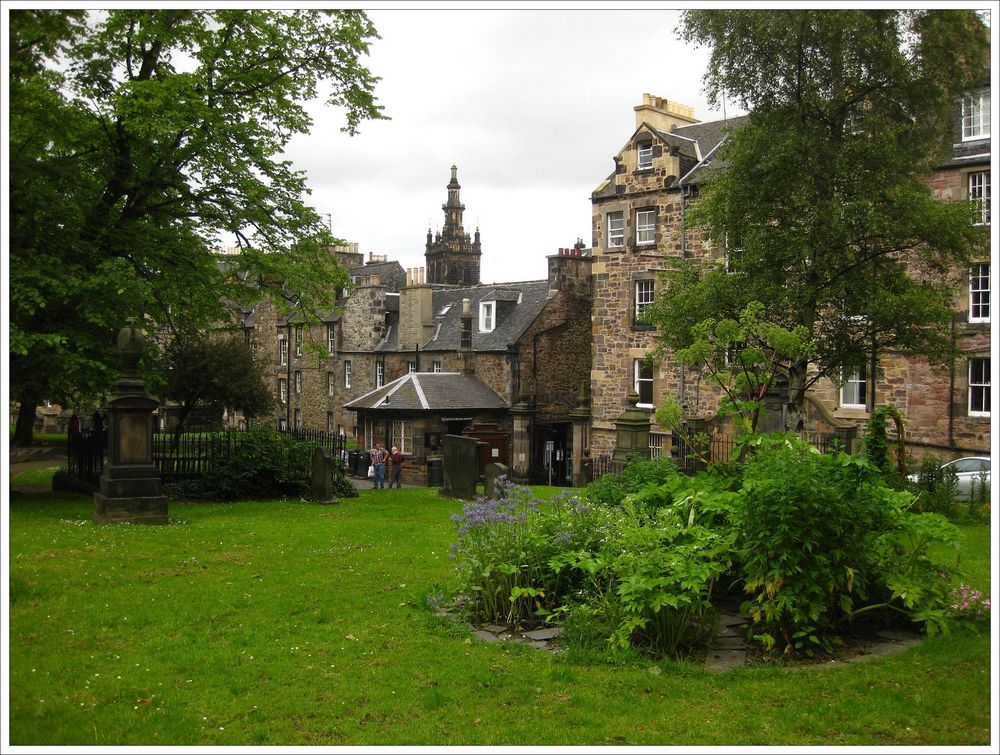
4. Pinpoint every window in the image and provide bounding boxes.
[249,339,258,358]
[649,432,668,460]
[327,372,336,396]
[295,326,303,357]
[840,369,867,409]
[432,360,442,373]
[327,412,336,433]
[636,209,656,246]
[278,337,288,366]
[969,171,990,225]
[392,420,413,455]
[344,360,352,388]
[327,325,336,353]
[407,361,417,373]
[480,301,495,333]
[294,408,302,430]
[278,378,287,404]
[376,361,384,388]
[970,263,990,322]
[294,370,302,395]
[634,358,654,408]
[962,92,990,140]
[278,417,288,431]
[637,141,653,169]
[969,358,990,416]
[607,211,624,248]
[635,280,655,322]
